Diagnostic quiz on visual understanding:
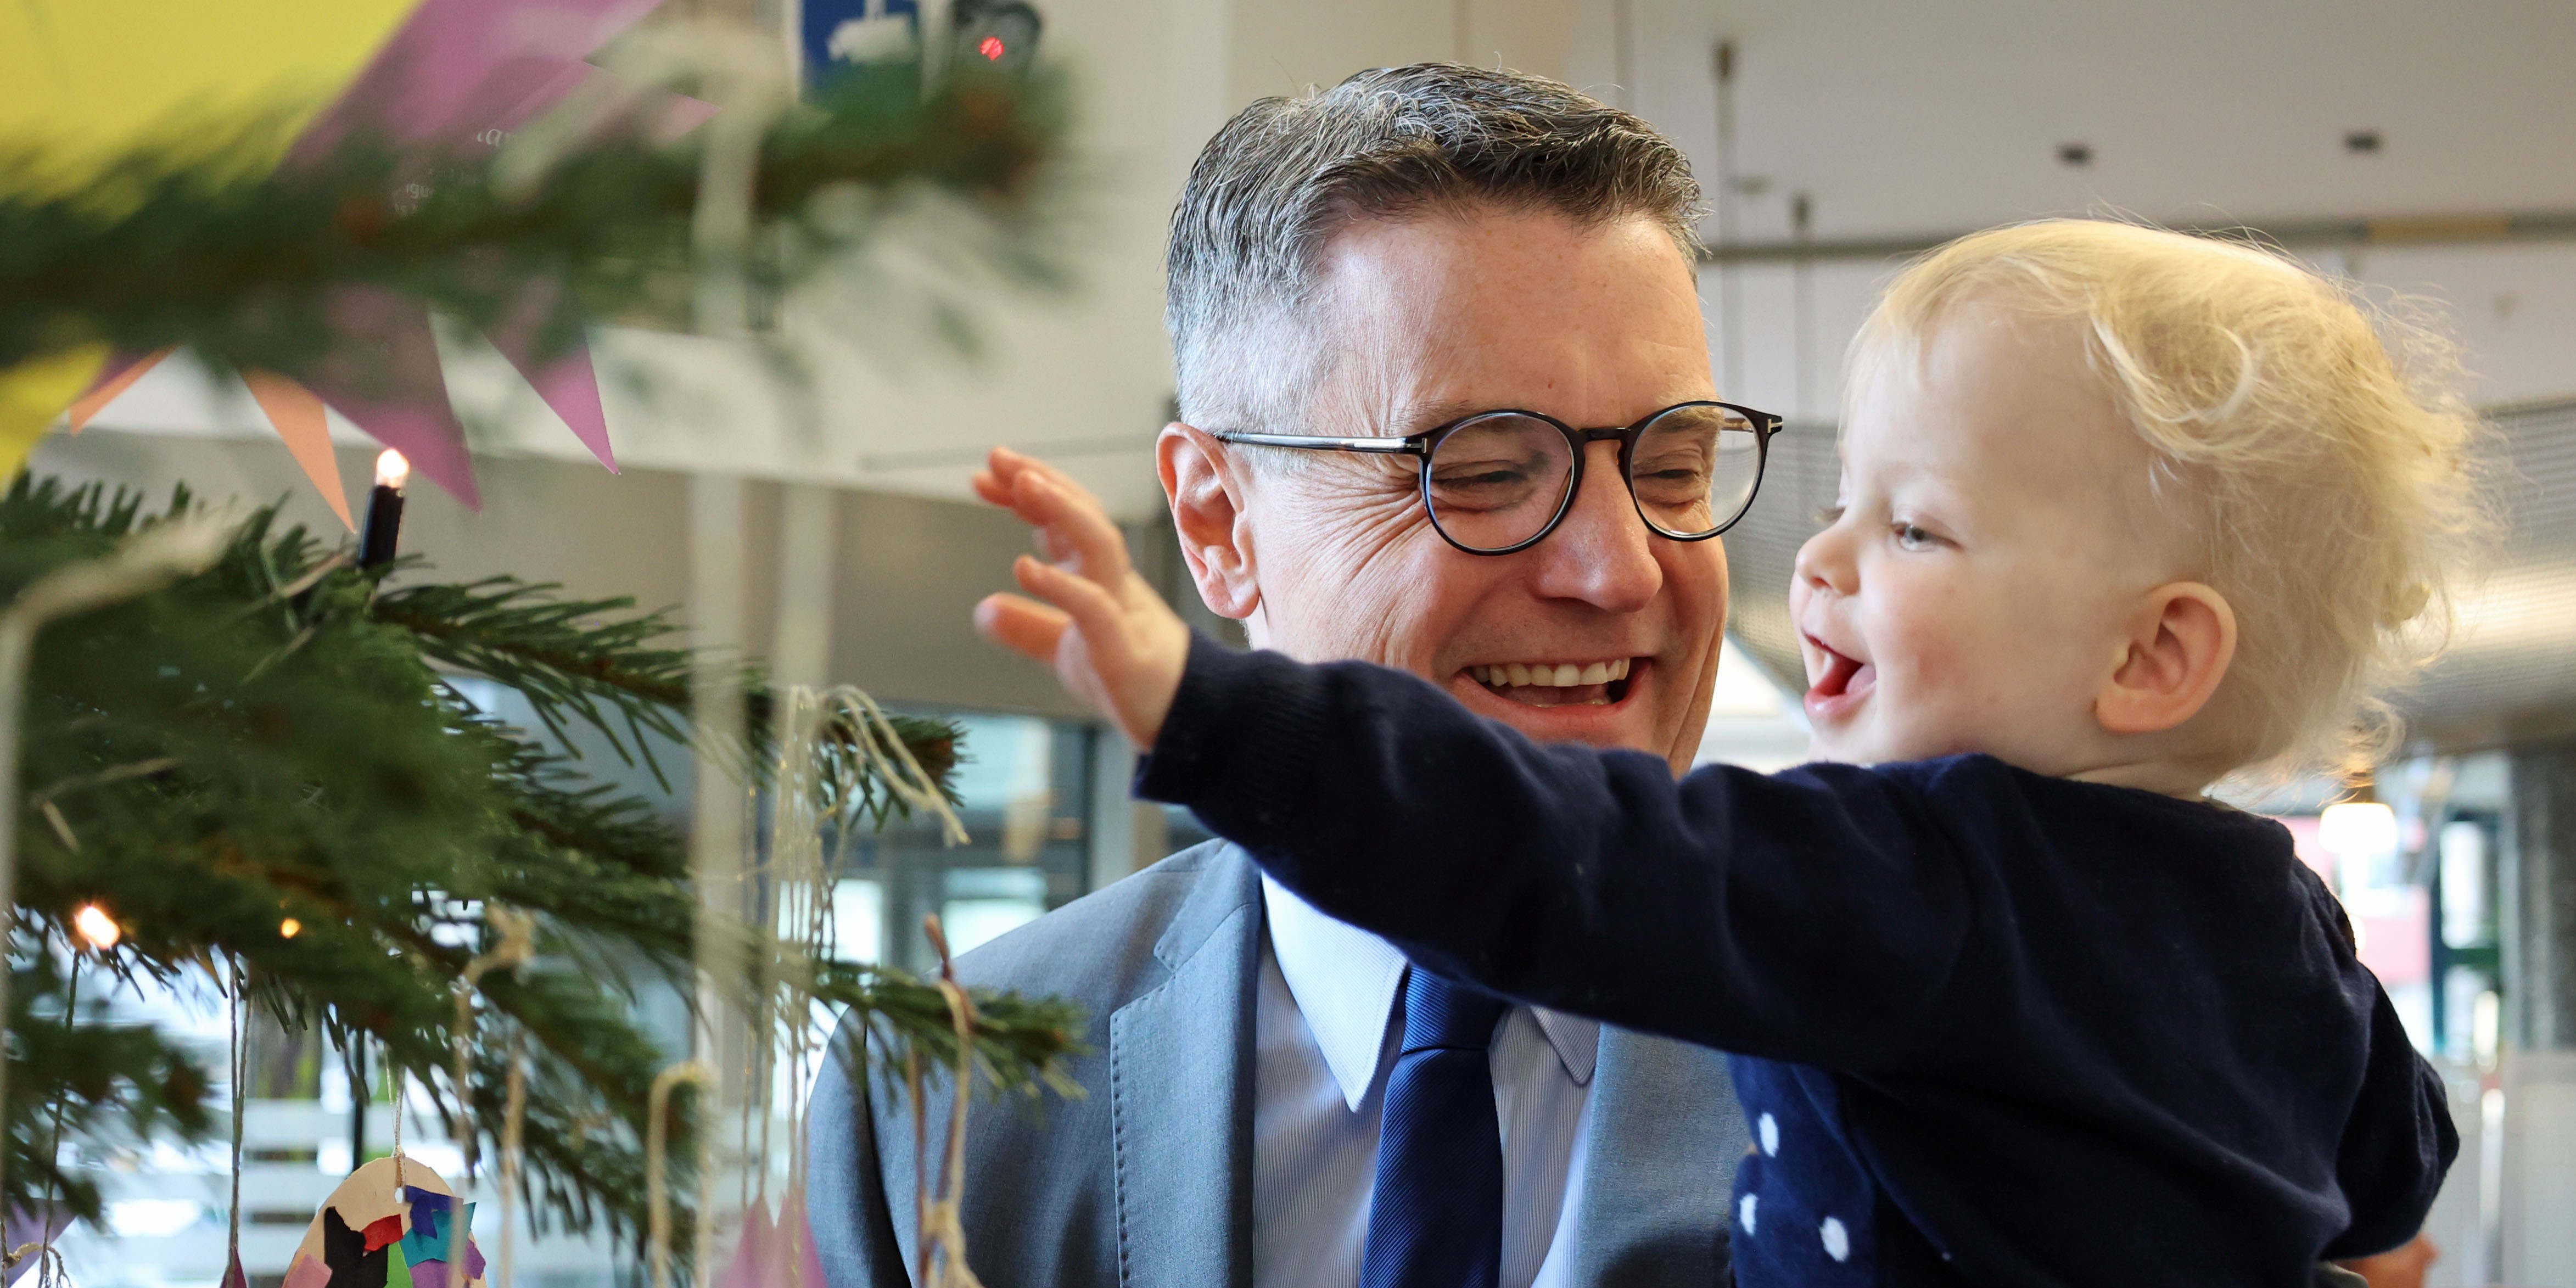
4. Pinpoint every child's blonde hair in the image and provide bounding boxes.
[1851,219,2489,781]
